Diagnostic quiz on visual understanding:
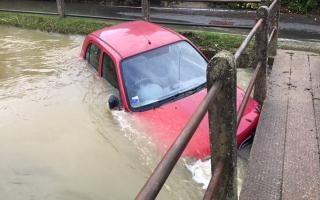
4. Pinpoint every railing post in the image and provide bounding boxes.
[141,0,150,21]
[260,0,268,6]
[268,0,280,64]
[253,6,269,104]
[56,0,65,17]
[207,51,237,200]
